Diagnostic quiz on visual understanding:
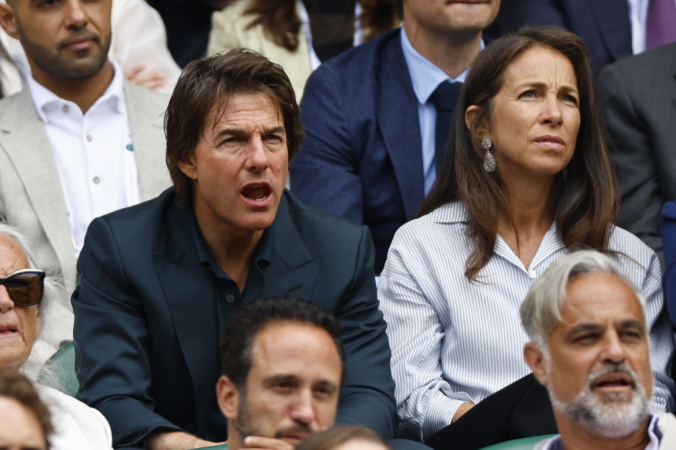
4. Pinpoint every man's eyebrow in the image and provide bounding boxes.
[564,323,603,339]
[263,126,286,135]
[618,319,645,330]
[262,374,297,387]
